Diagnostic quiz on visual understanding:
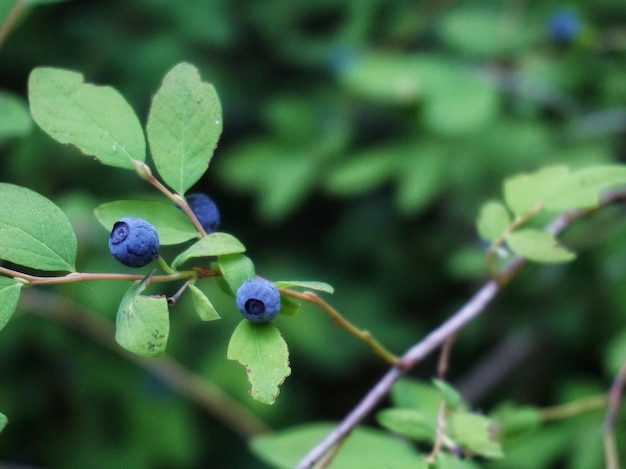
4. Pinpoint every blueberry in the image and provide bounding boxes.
[186,193,220,233]
[236,278,281,323]
[109,217,159,268]
[548,8,582,43]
